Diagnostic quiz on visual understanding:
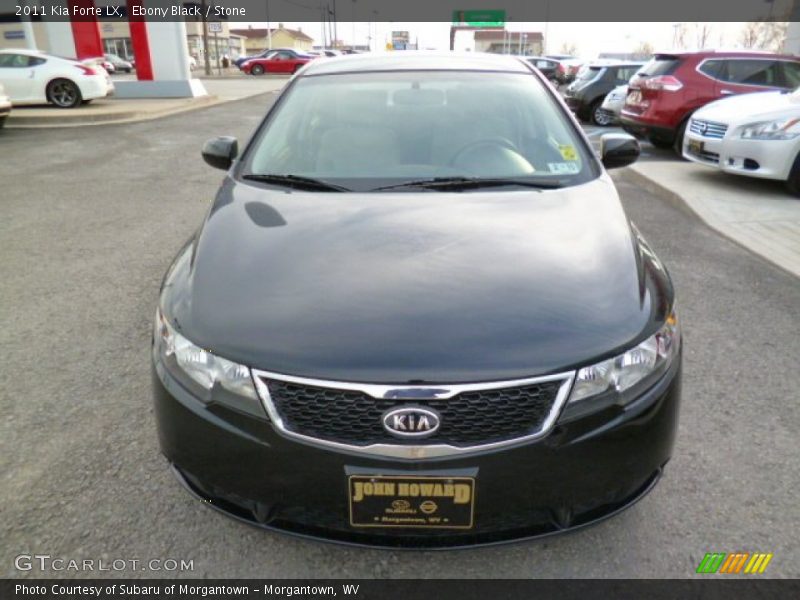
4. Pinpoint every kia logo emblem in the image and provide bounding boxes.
[382,407,440,439]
